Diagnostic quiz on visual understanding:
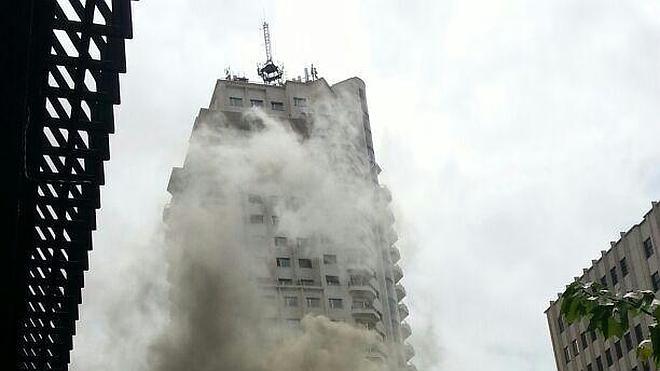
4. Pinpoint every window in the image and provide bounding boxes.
[596,356,603,371]
[278,278,293,285]
[284,296,298,307]
[563,346,570,363]
[621,257,629,276]
[624,332,633,351]
[229,97,243,107]
[306,297,320,307]
[248,194,262,203]
[653,272,660,292]
[587,364,592,371]
[600,275,608,287]
[328,298,343,309]
[250,214,264,224]
[271,215,279,225]
[271,101,284,111]
[293,97,307,107]
[298,259,312,269]
[571,339,579,356]
[615,340,623,359]
[300,279,314,286]
[590,329,597,342]
[276,257,291,267]
[605,349,613,366]
[635,324,644,343]
[610,267,618,286]
[326,275,340,286]
[580,331,588,350]
[250,99,264,107]
[558,317,565,333]
[274,237,287,246]
[644,237,654,258]
[323,254,337,265]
